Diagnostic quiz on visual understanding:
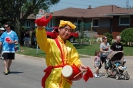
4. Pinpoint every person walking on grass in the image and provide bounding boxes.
[0,23,18,75]
[93,50,102,78]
